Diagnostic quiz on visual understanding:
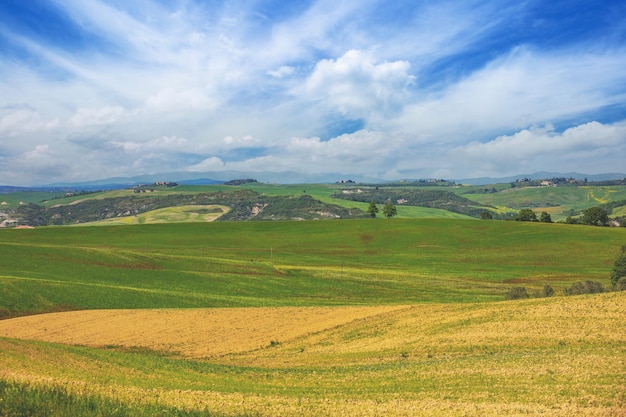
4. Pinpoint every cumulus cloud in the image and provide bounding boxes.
[1,1,625,184]
[449,121,626,176]
[302,50,414,120]
[0,109,59,136]
[187,156,225,171]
